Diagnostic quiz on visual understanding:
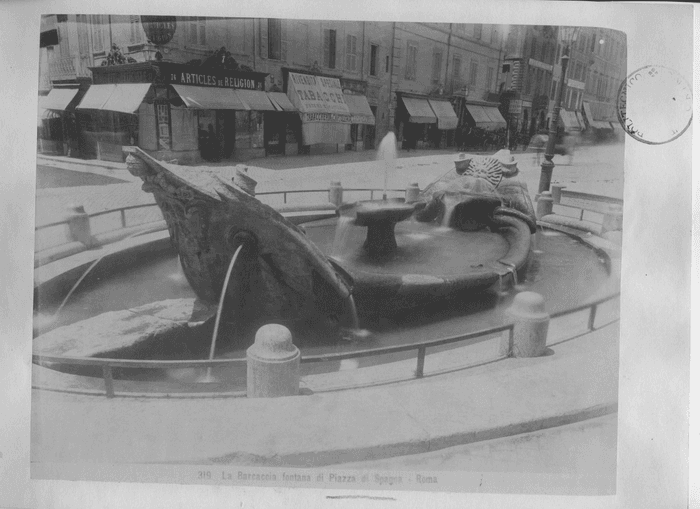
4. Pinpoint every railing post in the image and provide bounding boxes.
[120,209,127,228]
[102,364,115,398]
[588,303,598,331]
[329,181,343,207]
[415,346,426,378]
[370,190,374,200]
[284,192,288,204]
